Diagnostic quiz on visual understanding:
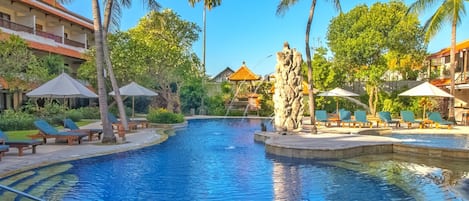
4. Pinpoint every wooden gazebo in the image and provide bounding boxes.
[227,62,262,113]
